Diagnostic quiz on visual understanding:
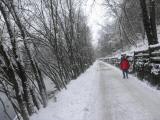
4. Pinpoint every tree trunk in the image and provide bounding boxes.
[16,62,35,115]
[139,0,158,45]
[0,1,35,116]
[149,0,158,44]
[0,44,30,120]
[30,87,41,110]
[8,0,47,110]
[35,62,48,107]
